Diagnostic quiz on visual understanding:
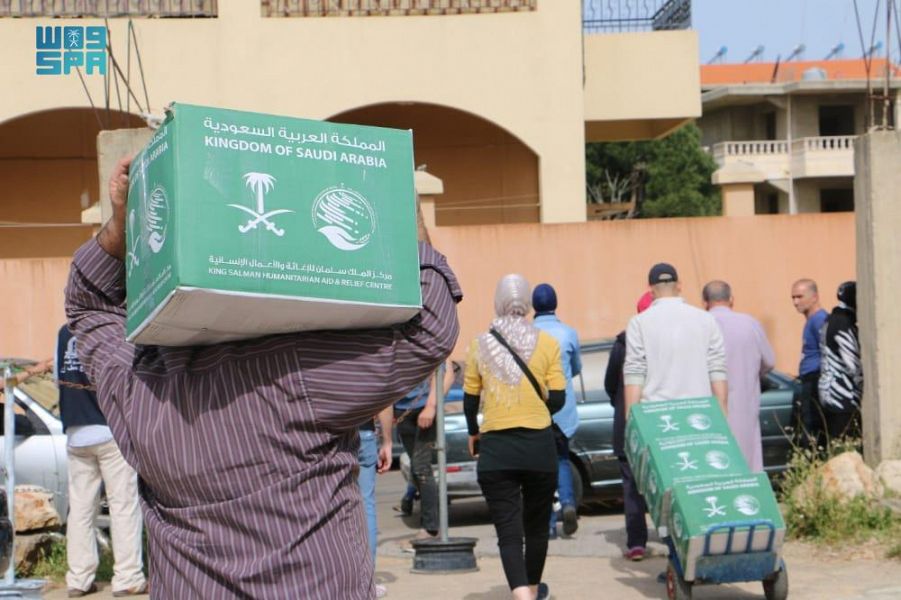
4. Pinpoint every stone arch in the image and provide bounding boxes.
[0,107,145,258]
[329,102,540,226]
